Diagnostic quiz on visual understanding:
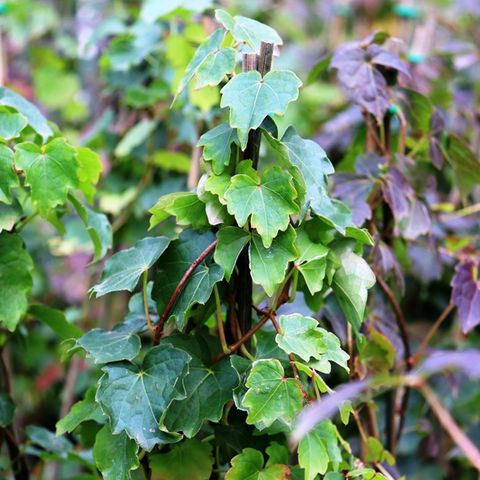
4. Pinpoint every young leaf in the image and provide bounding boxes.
[295,229,329,295]
[249,226,298,296]
[93,425,139,480]
[0,145,19,204]
[149,439,214,480]
[176,29,235,96]
[77,326,141,364]
[149,192,209,230]
[91,236,170,297]
[15,138,79,215]
[76,147,103,203]
[163,339,239,437]
[214,226,250,281]
[332,241,376,331]
[153,230,223,330]
[221,70,302,149]
[197,123,239,175]
[0,233,33,331]
[0,108,27,140]
[96,344,191,451]
[299,421,342,479]
[56,387,106,435]
[215,10,283,52]
[225,448,290,480]
[275,314,343,365]
[451,261,480,334]
[0,86,53,139]
[242,359,304,429]
[224,165,298,248]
